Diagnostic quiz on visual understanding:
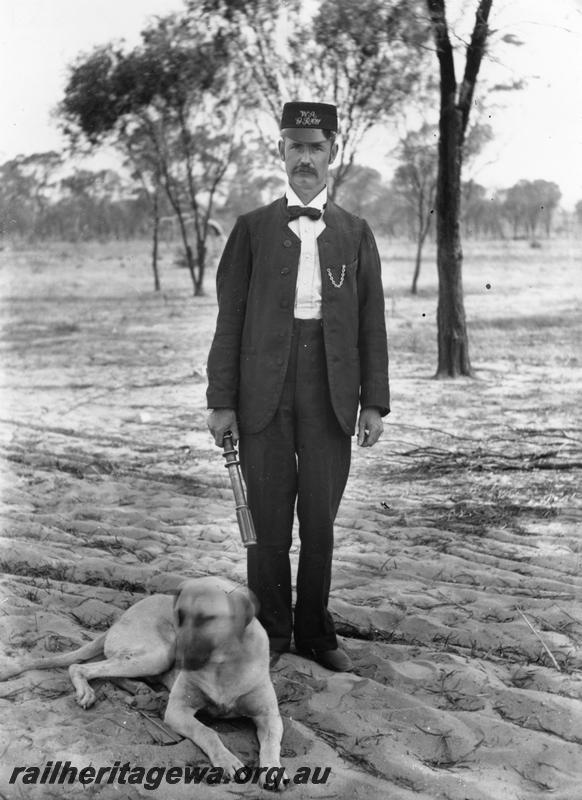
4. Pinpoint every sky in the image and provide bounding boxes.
[1,0,581,208]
